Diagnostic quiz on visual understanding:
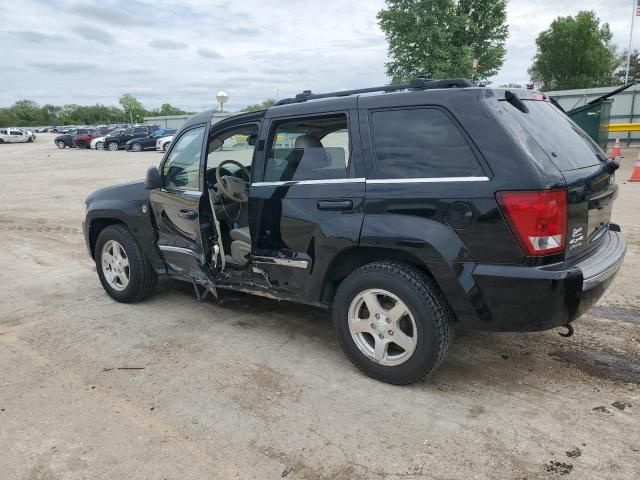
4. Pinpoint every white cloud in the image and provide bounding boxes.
[1,0,637,110]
